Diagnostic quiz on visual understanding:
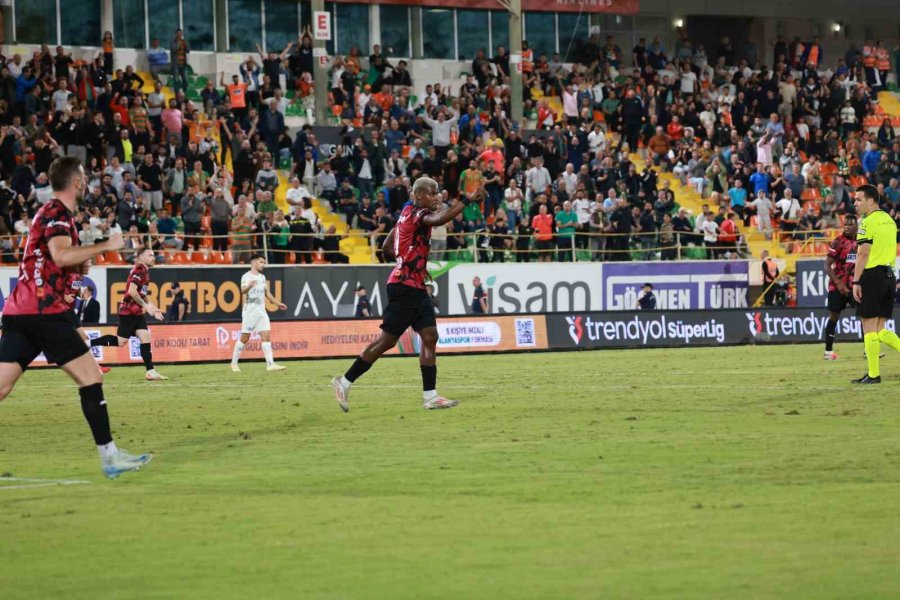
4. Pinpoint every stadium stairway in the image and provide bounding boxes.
[273,172,374,263]
[629,152,799,266]
[139,69,375,264]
